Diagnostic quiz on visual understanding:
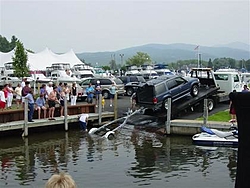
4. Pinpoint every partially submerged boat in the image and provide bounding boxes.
[192,126,238,147]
